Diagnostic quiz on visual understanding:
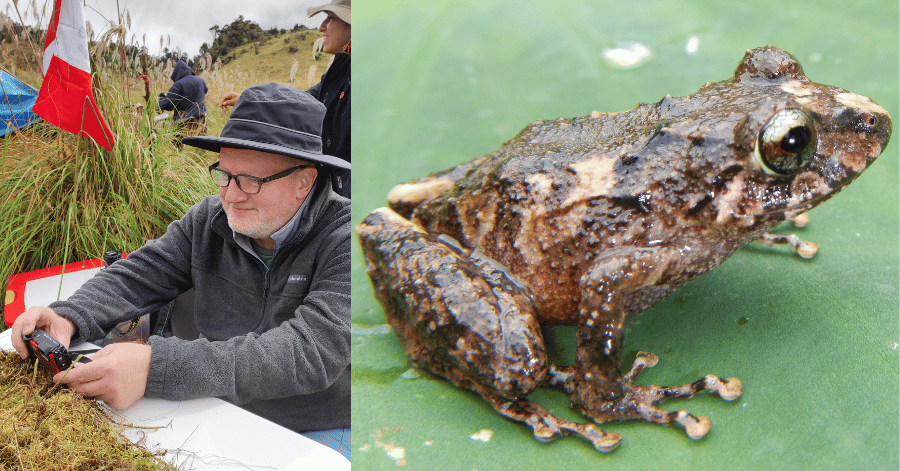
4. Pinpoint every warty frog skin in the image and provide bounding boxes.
[357,46,892,452]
